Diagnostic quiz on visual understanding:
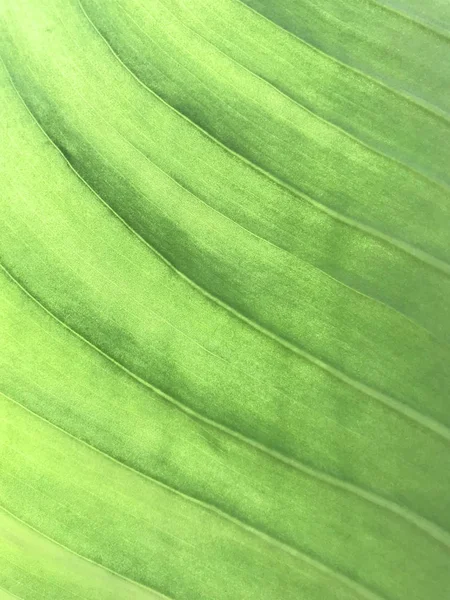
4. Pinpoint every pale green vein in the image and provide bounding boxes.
[0,563,47,600]
[0,584,24,600]
[6,57,450,458]
[0,557,82,600]
[0,506,172,600]
[233,0,450,121]
[2,263,449,550]
[149,0,449,189]
[75,0,450,275]
[365,0,450,39]
[0,390,389,600]
[5,44,444,354]
[3,54,450,449]
[0,220,367,453]
[1,3,449,599]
